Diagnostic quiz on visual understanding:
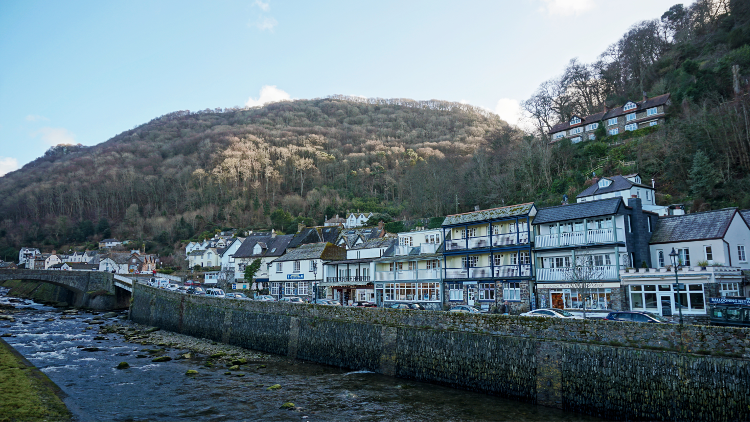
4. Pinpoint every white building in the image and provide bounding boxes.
[324,237,395,304]
[232,234,294,291]
[18,247,41,268]
[269,242,346,300]
[577,174,685,217]
[345,212,373,229]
